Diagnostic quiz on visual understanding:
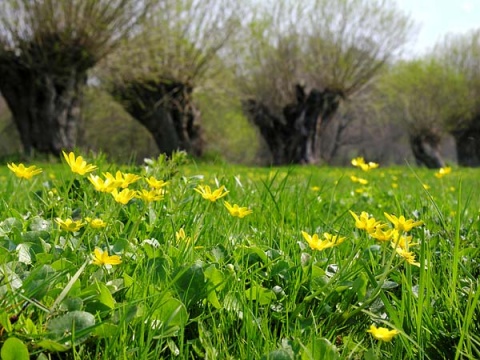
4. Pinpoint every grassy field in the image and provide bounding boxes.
[0,152,479,359]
